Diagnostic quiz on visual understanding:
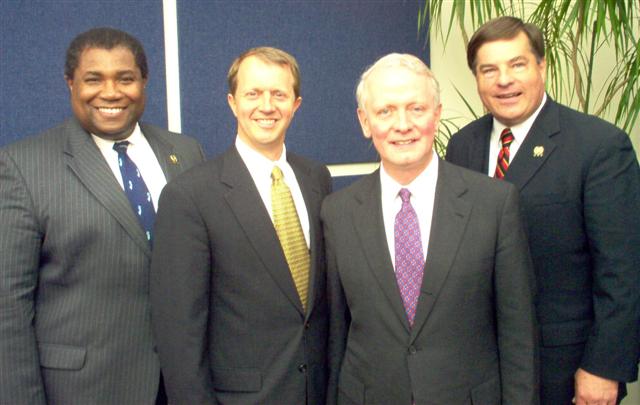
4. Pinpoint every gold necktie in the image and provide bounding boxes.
[271,166,310,309]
